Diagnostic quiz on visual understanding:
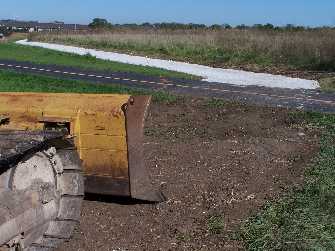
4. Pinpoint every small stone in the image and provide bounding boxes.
[247,194,256,200]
